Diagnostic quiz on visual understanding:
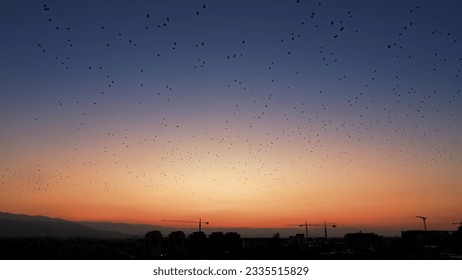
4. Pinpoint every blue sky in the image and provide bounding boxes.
[1,0,461,233]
